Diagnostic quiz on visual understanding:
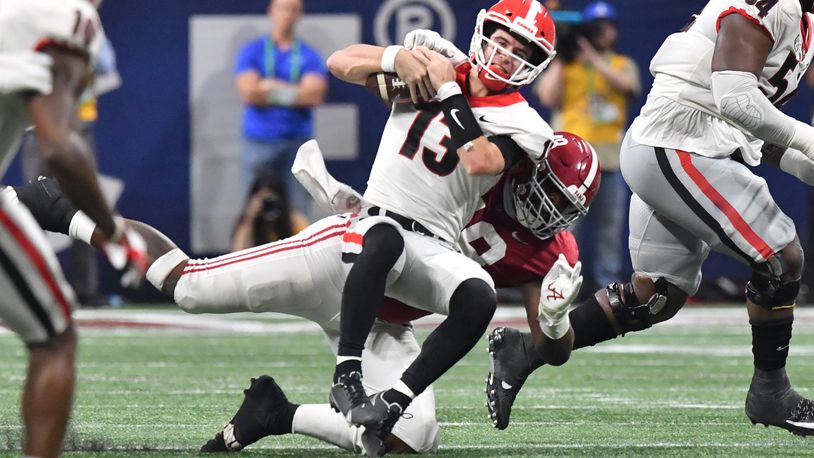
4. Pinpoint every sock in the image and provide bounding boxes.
[333,359,362,383]
[337,224,404,359]
[751,316,793,371]
[145,248,189,291]
[393,380,416,399]
[292,404,361,452]
[520,331,547,369]
[382,388,413,412]
[401,279,495,395]
[569,294,619,349]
